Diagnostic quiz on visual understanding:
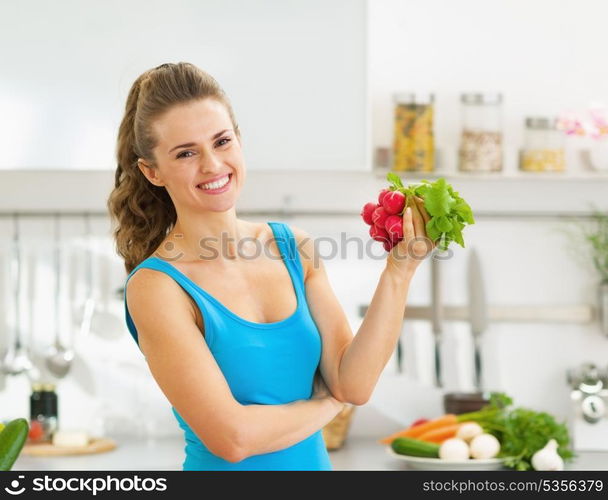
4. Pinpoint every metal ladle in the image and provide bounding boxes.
[73,213,96,341]
[1,213,33,376]
[45,213,74,378]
